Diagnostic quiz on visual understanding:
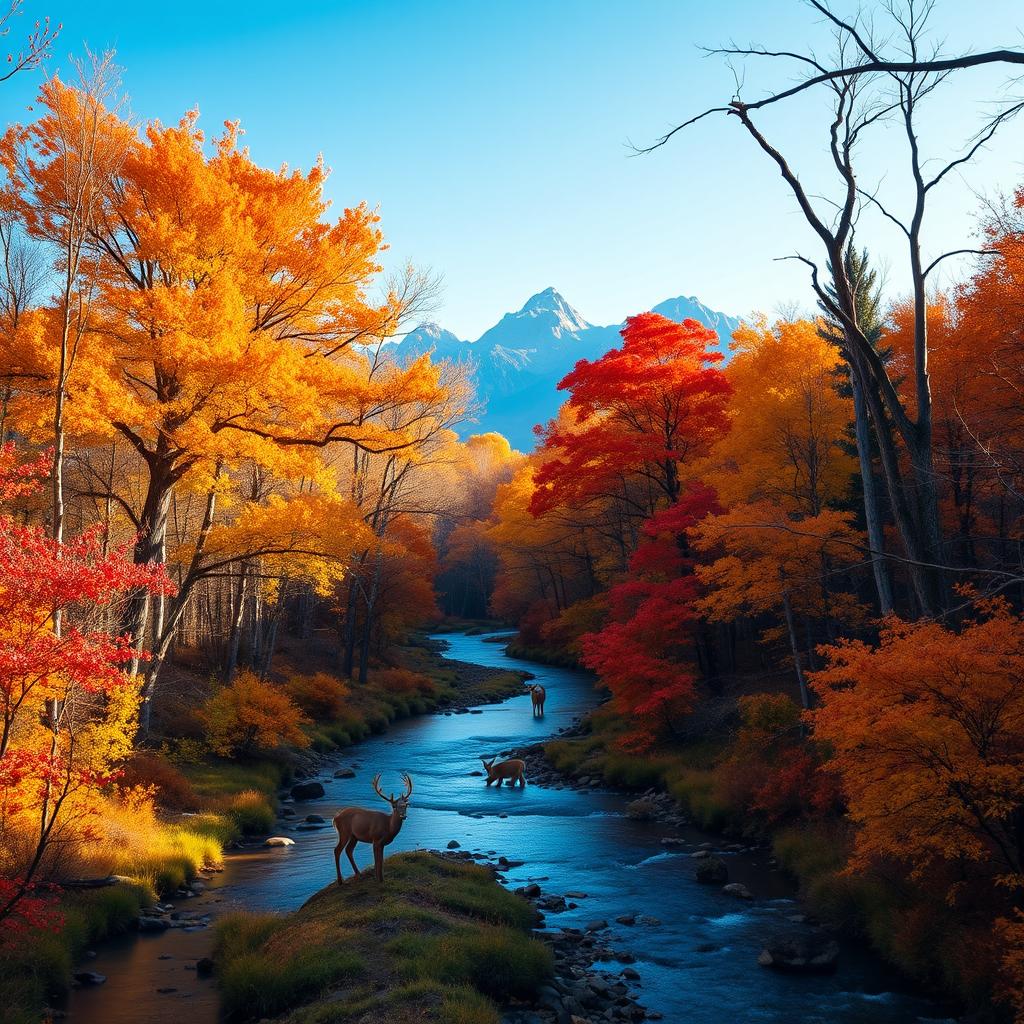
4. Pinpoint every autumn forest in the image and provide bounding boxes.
[2,2,1024,1023]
